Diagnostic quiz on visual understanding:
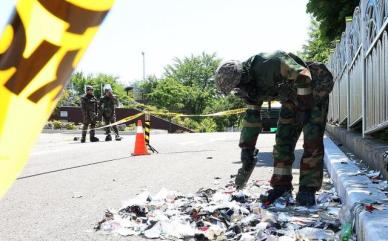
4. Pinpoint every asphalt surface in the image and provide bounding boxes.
[0,132,305,241]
